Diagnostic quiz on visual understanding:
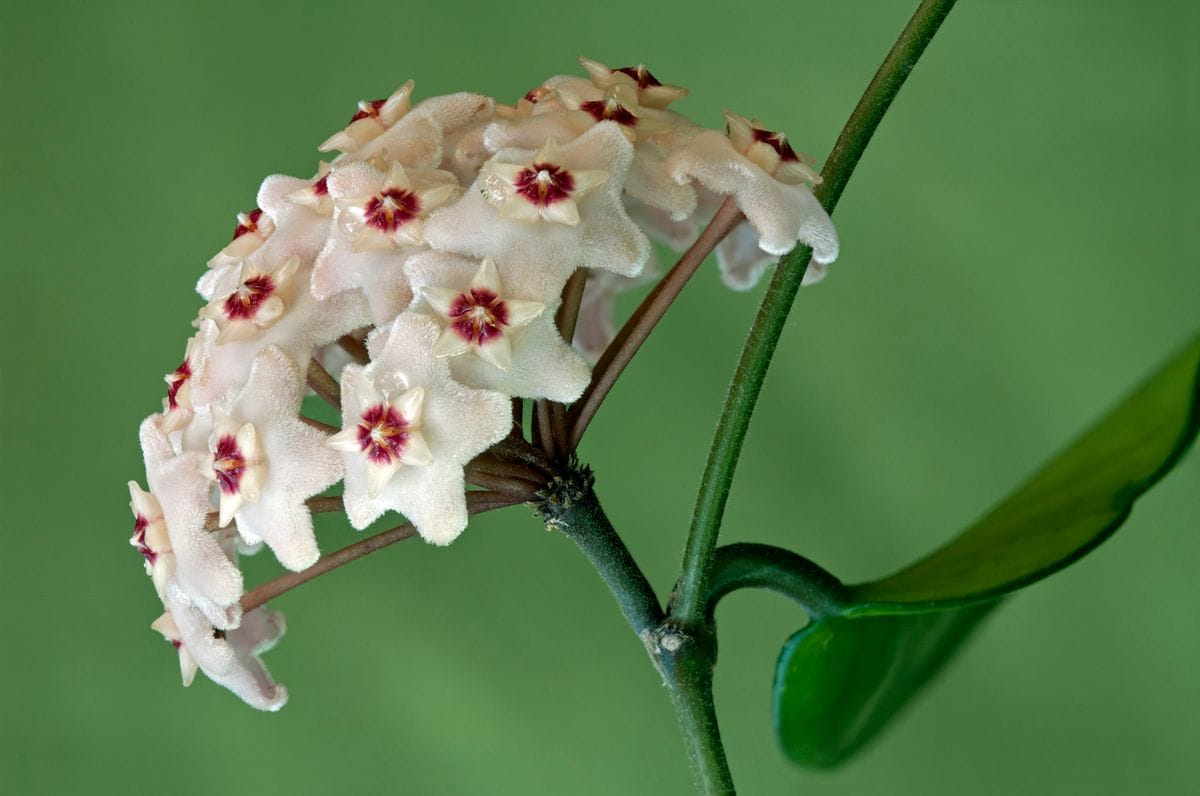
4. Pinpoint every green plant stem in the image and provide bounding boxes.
[537,467,734,793]
[542,473,664,635]
[672,0,959,626]
[705,543,848,620]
